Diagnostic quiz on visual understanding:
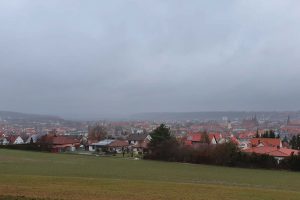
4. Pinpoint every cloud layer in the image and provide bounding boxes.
[0,0,300,119]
